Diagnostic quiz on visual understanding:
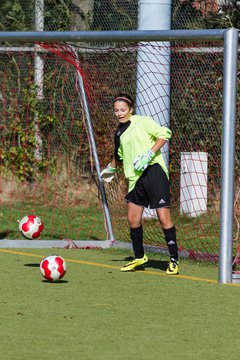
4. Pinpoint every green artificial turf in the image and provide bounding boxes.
[0,247,240,360]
